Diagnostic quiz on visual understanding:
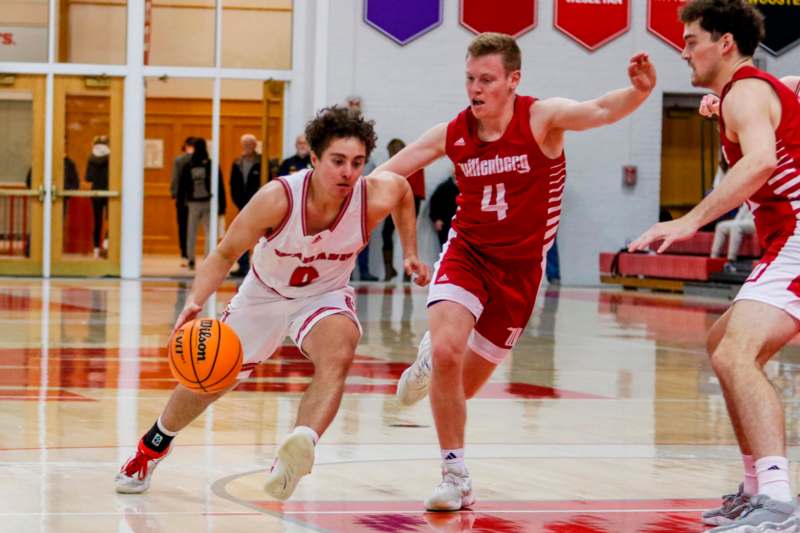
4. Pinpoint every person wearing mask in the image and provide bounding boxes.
[86,135,110,259]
